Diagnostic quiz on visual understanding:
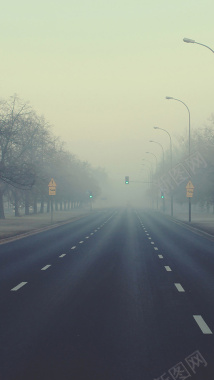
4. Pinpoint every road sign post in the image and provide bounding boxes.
[186,181,194,223]
[48,178,57,223]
